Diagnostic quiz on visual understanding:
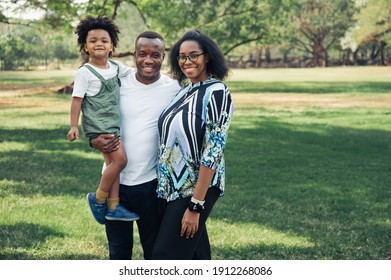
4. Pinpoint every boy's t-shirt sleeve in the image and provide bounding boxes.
[72,68,89,98]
